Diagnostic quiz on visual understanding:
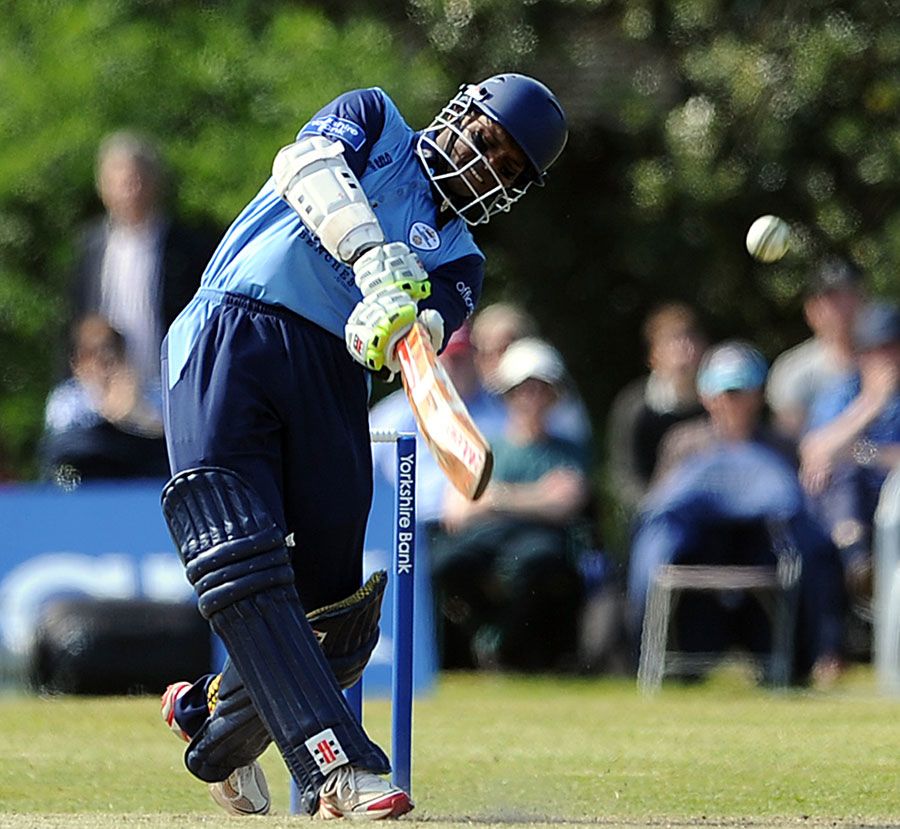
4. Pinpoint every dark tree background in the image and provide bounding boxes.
[0,0,897,487]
